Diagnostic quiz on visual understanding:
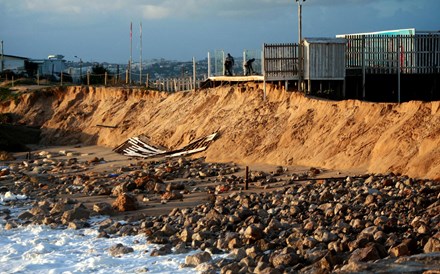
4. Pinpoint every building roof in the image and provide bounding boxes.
[304,38,347,44]
[336,28,416,37]
[1,54,29,60]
